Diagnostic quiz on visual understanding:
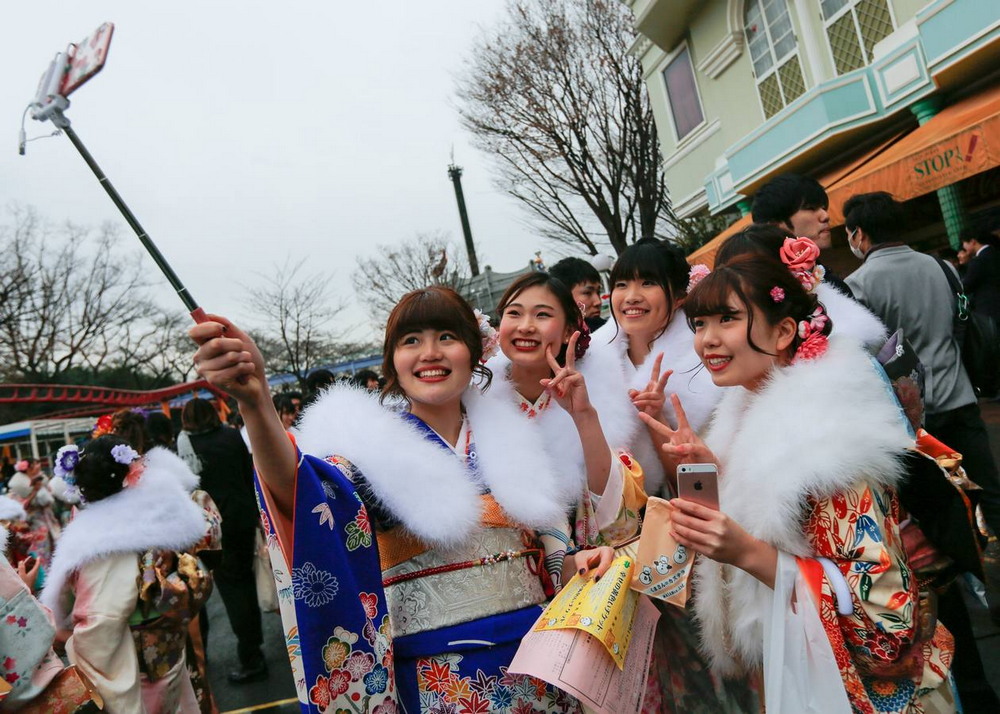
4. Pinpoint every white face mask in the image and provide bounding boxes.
[847,227,865,260]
